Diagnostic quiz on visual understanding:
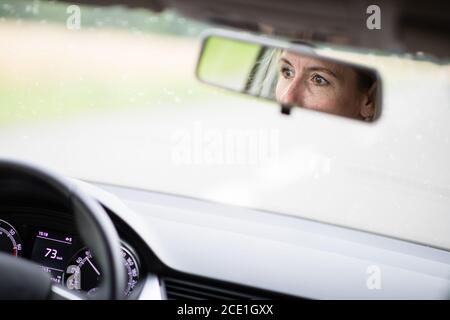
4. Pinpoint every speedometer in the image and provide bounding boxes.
[65,248,99,294]
[64,244,140,296]
[0,219,23,257]
[121,246,140,295]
